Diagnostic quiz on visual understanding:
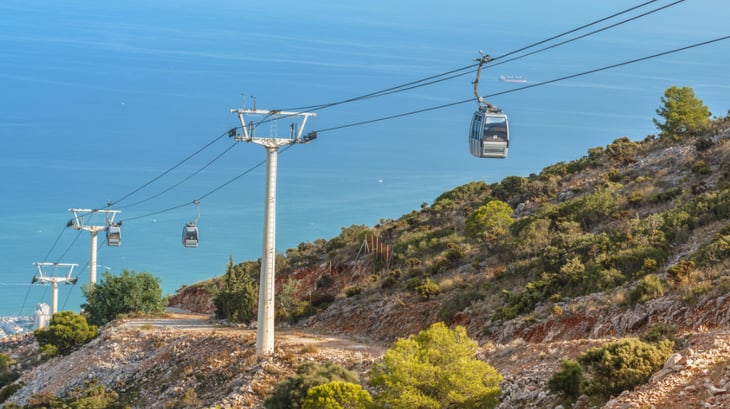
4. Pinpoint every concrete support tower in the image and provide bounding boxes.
[31,262,78,315]
[230,106,316,356]
[67,208,121,287]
